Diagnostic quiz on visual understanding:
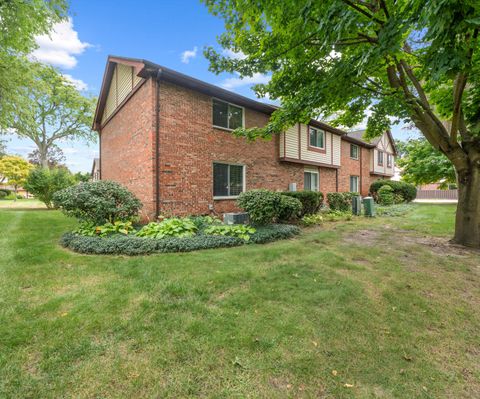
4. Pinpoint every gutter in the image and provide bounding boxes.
[155,69,162,219]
